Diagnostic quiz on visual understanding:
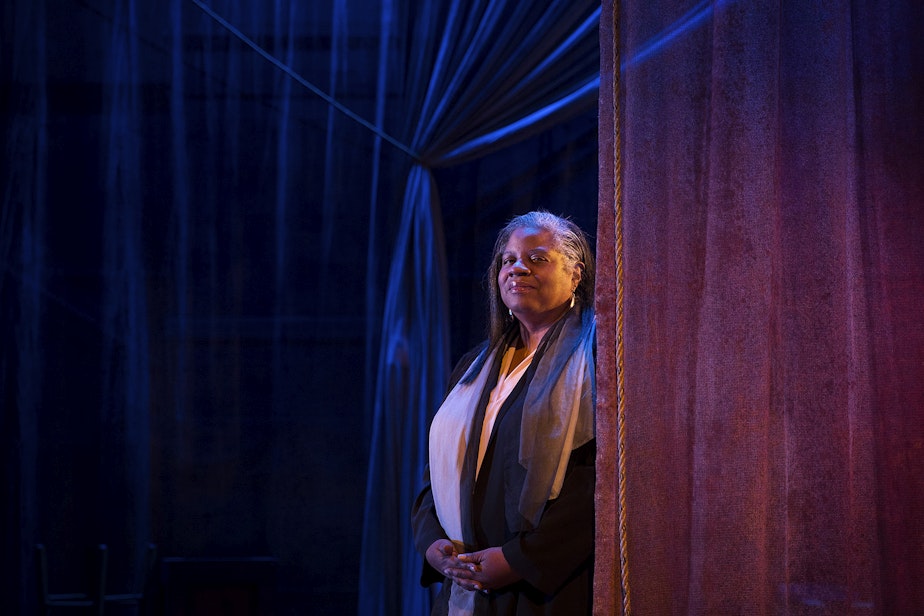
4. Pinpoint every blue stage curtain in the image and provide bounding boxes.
[358,3,599,615]
[0,0,596,613]
[1,0,153,602]
[1,1,47,609]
